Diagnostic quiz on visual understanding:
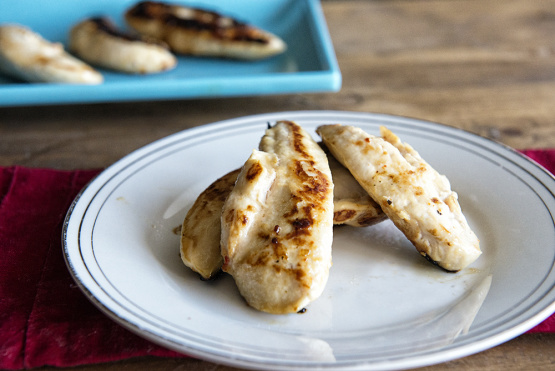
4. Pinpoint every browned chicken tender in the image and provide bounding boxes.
[180,169,241,280]
[125,1,286,60]
[221,121,333,314]
[317,124,481,272]
[69,17,176,74]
